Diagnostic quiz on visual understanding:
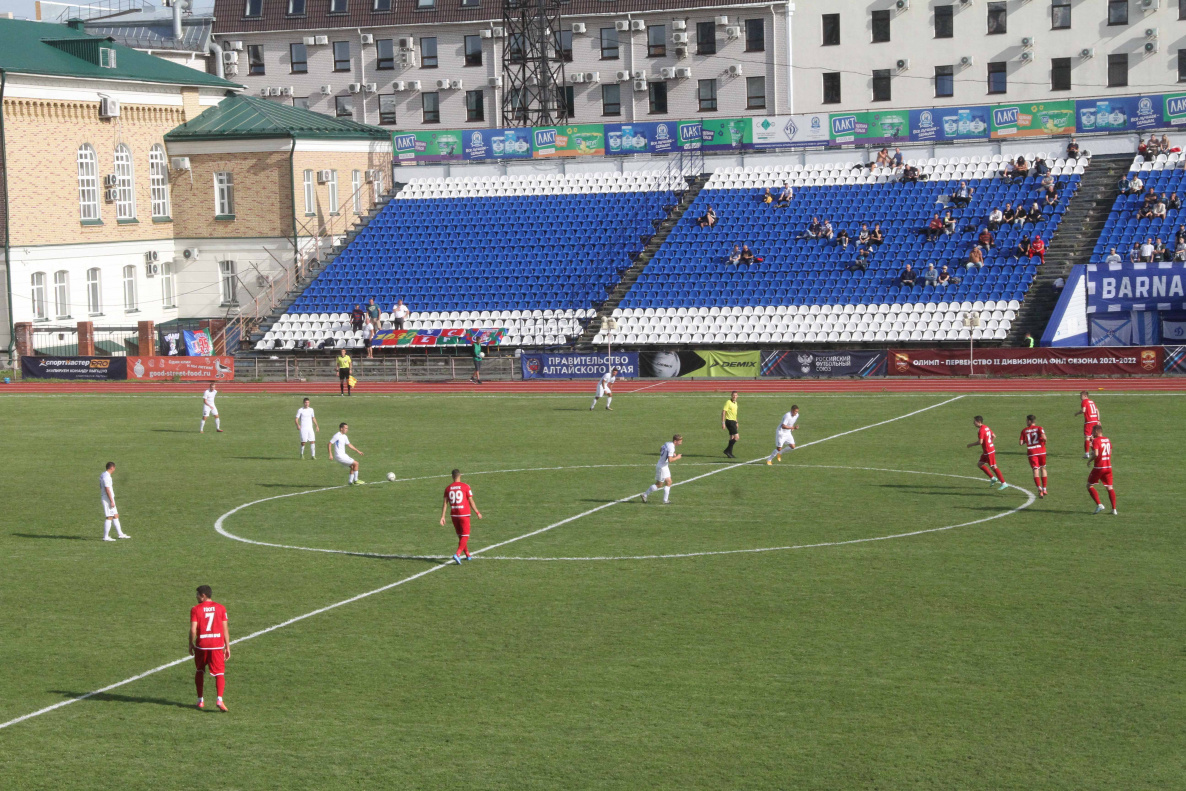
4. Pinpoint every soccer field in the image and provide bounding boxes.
[0,387,1181,790]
